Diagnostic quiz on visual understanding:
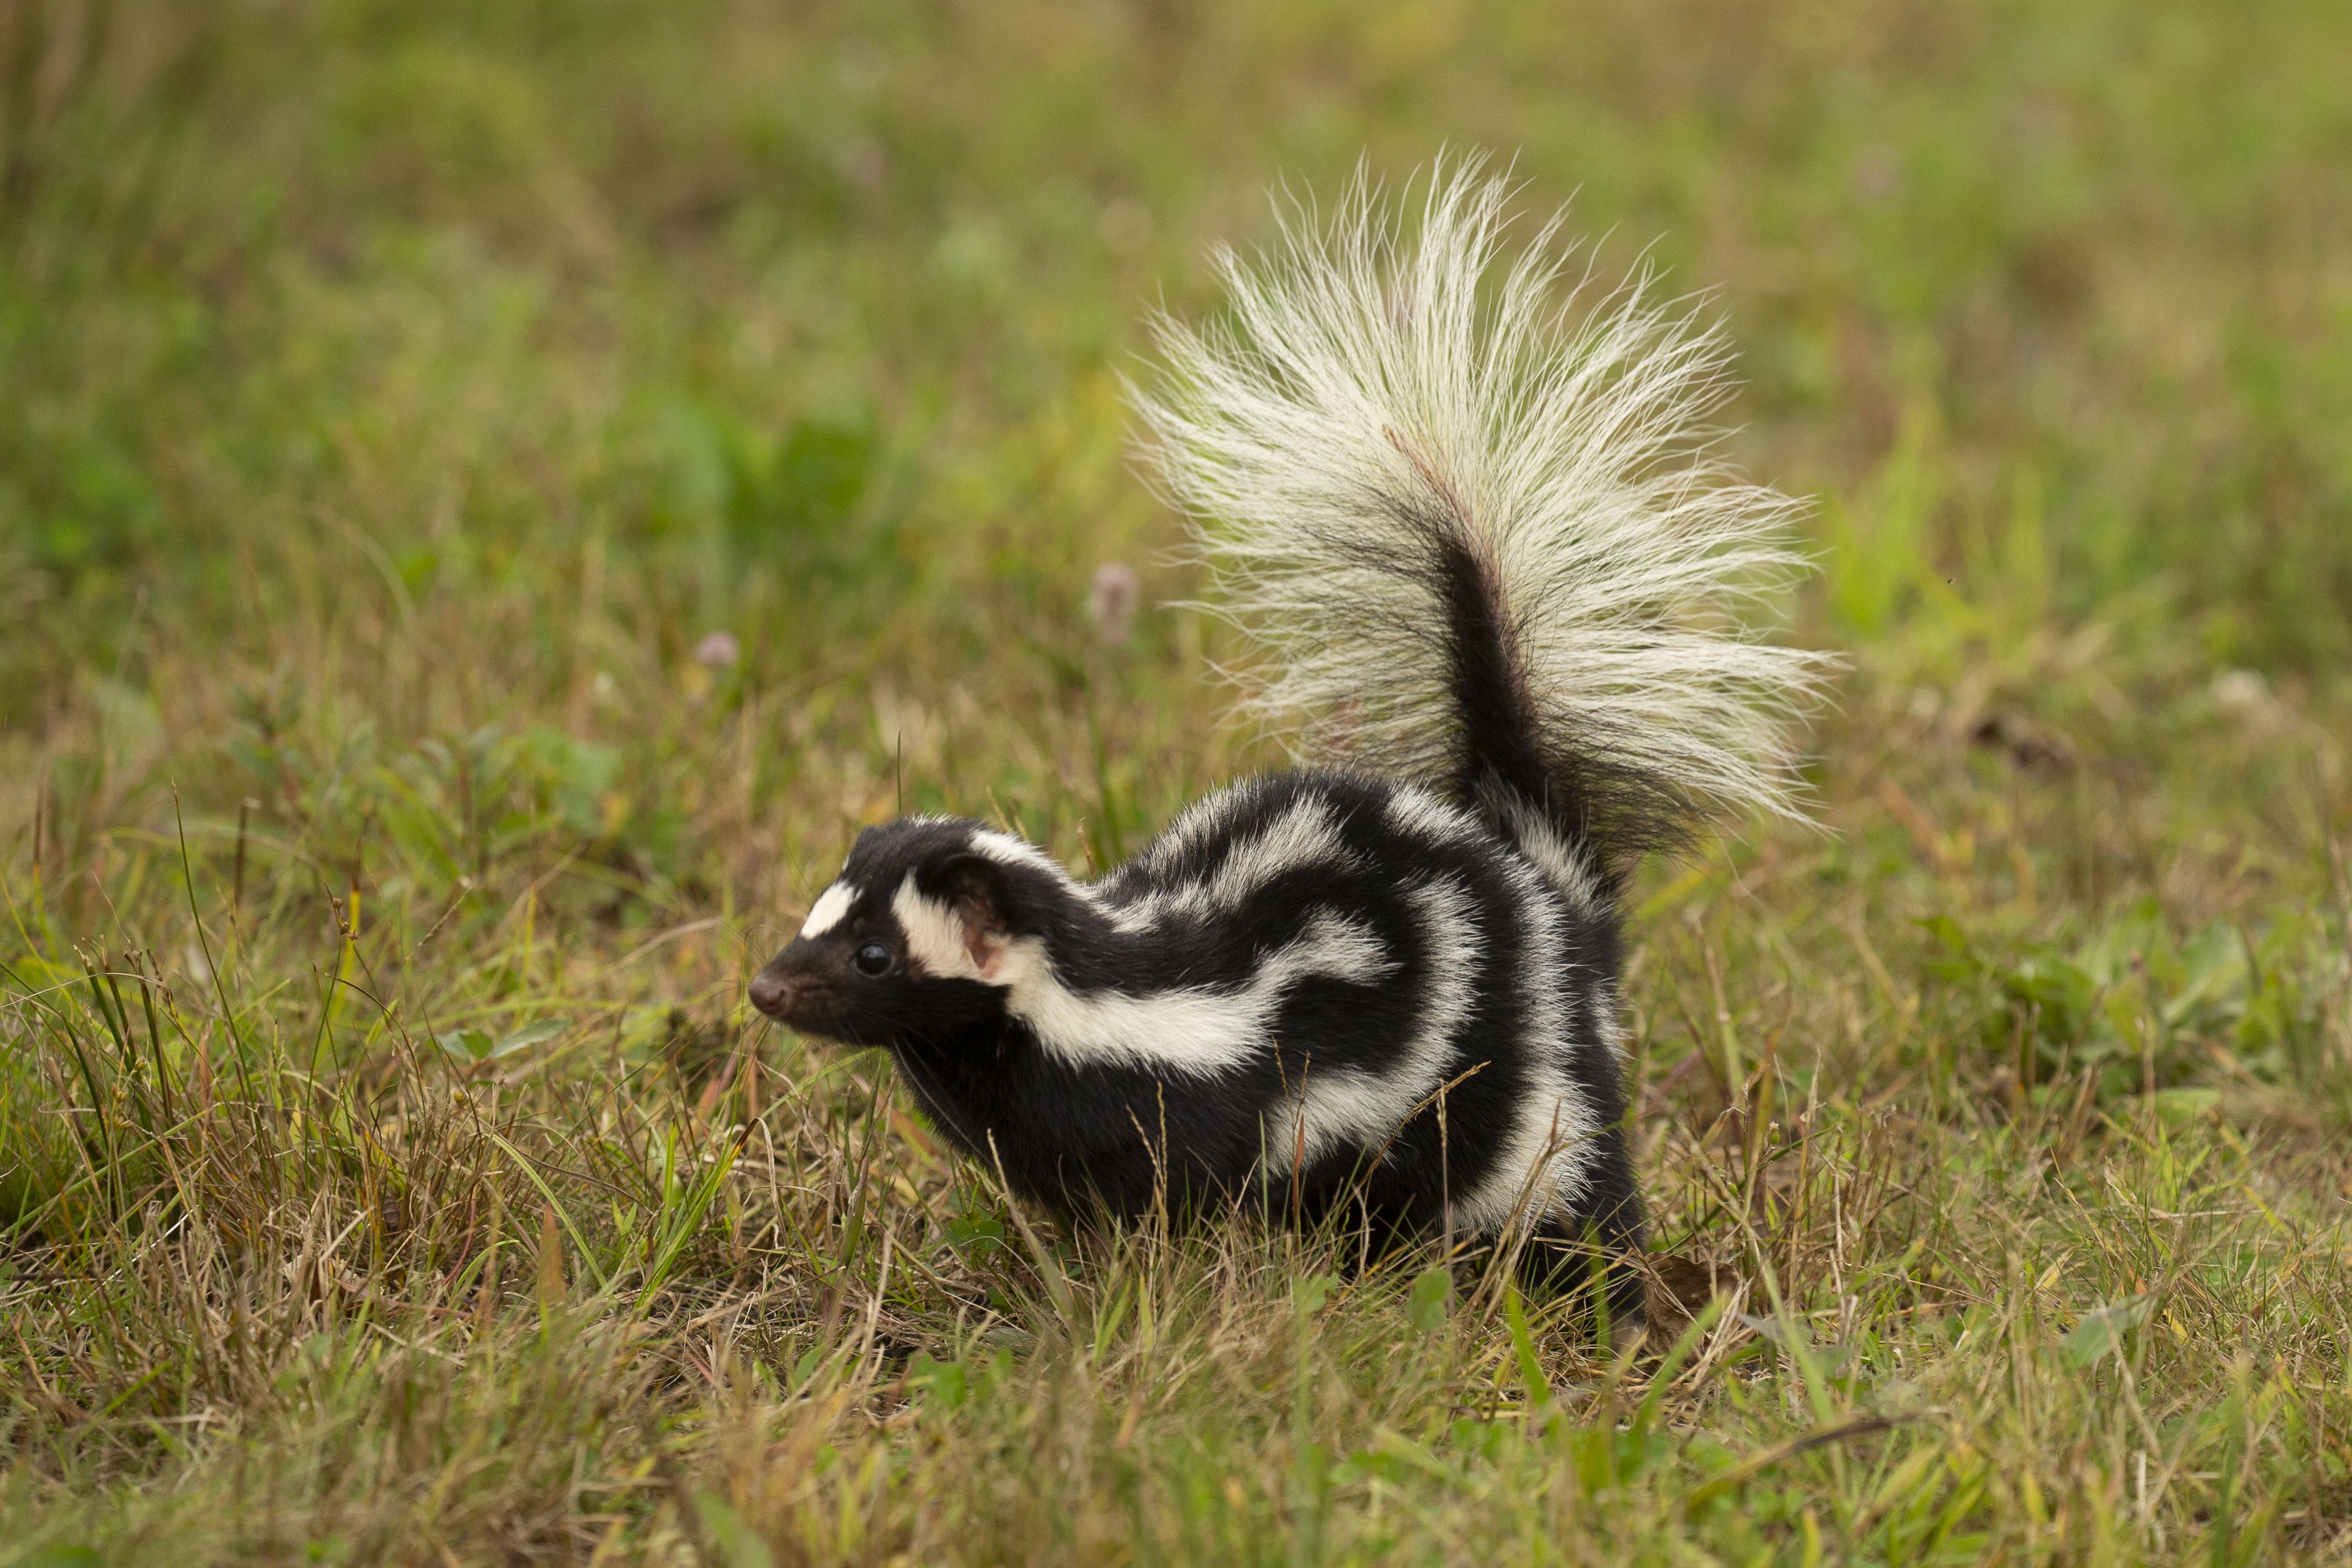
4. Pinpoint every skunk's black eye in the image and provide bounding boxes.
[853,942,895,978]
